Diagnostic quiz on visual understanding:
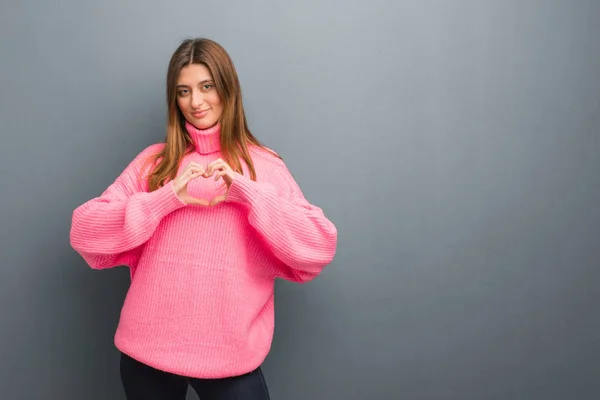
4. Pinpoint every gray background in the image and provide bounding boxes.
[1,0,599,399]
